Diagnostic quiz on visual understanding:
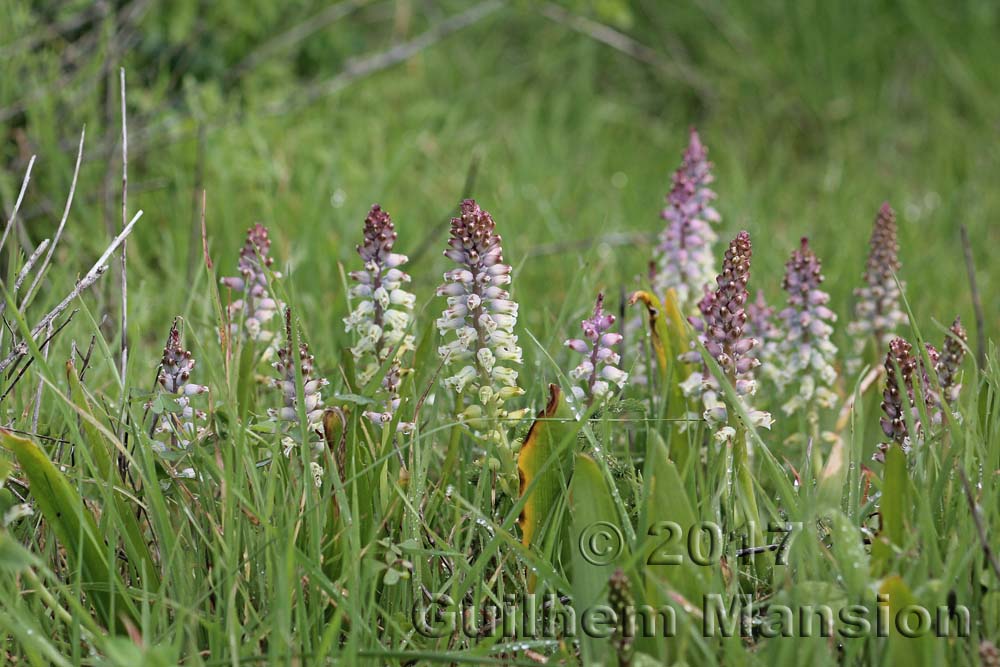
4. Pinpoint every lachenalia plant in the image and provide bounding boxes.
[565,292,628,413]
[220,223,283,348]
[344,204,416,435]
[875,319,968,462]
[680,230,771,578]
[768,238,840,446]
[150,319,208,480]
[629,128,719,389]
[847,202,906,370]
[436,199,525,497]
